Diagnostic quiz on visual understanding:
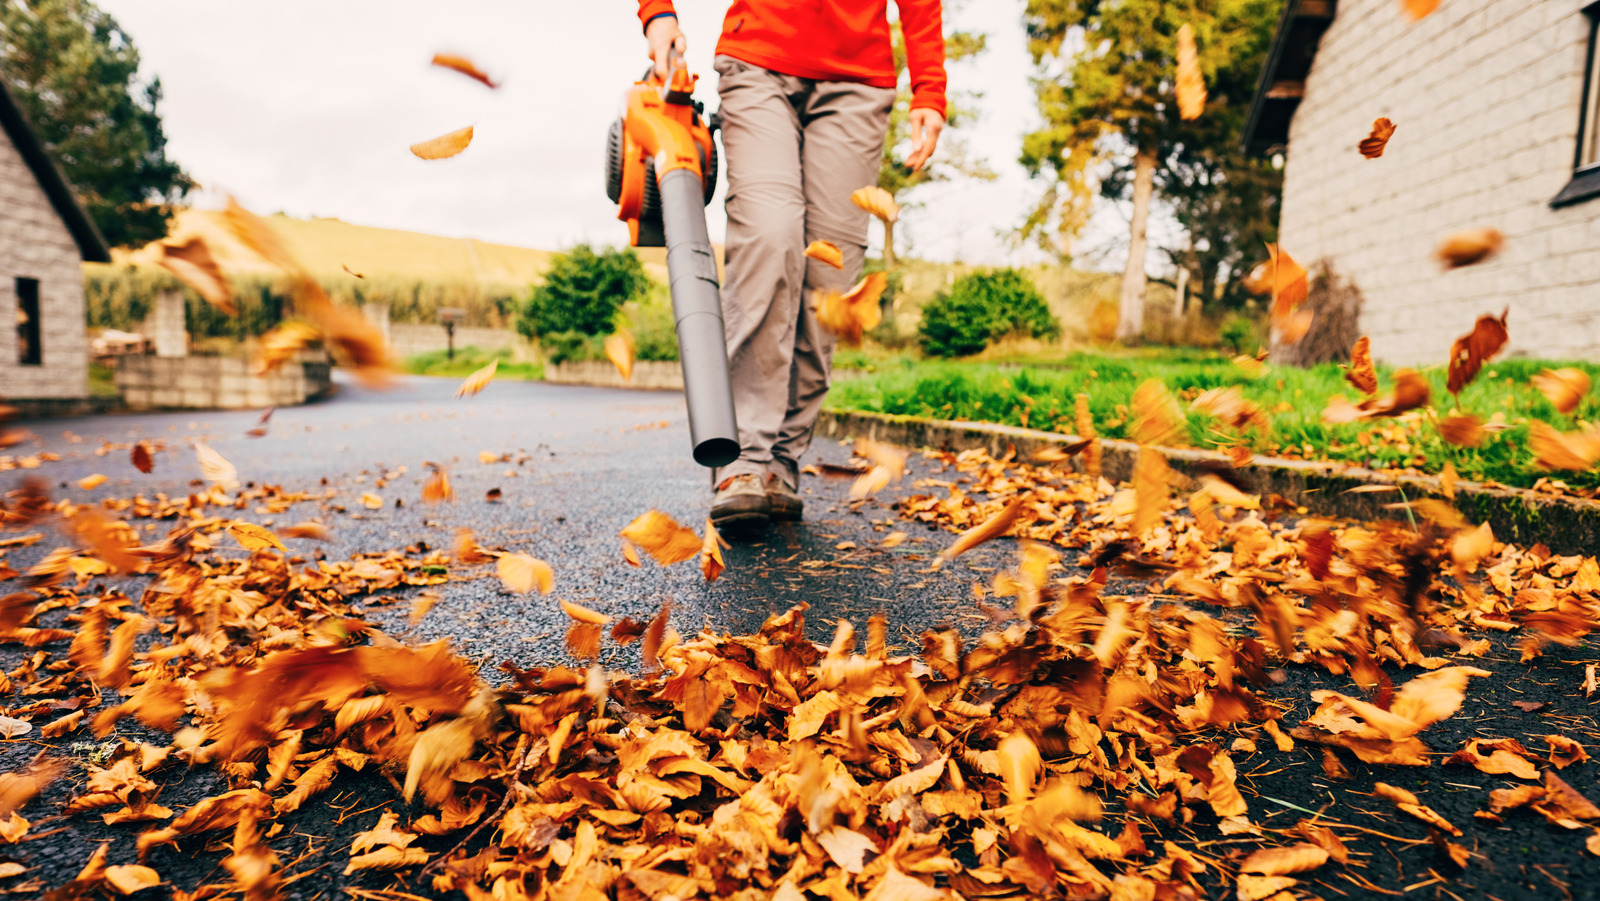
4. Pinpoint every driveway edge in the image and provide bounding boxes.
[818,408,1600,555]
